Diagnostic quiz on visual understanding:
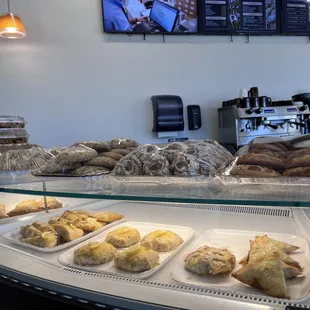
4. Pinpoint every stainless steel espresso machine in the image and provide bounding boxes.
[218,90,310,149]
